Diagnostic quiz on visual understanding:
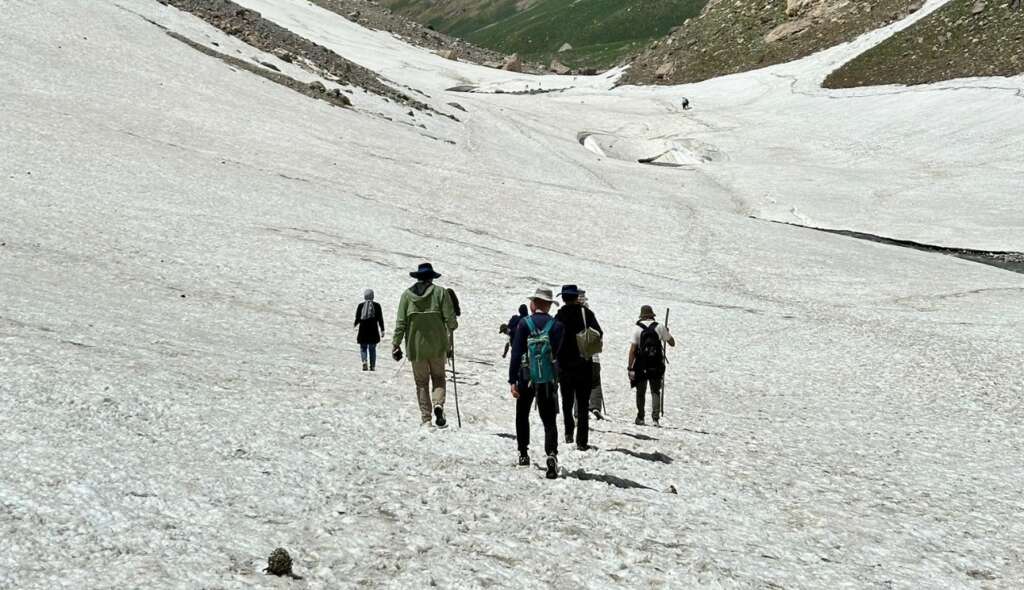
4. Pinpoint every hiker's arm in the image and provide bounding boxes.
[391,293,408,349]
[590,309,604,335]
[662,324,675,347]
[508,322,528,384]
[442,289,458,331]
[376,303,385,335]
[628,343,637,369]
[502,340,511,358]
[354,304,361,327]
